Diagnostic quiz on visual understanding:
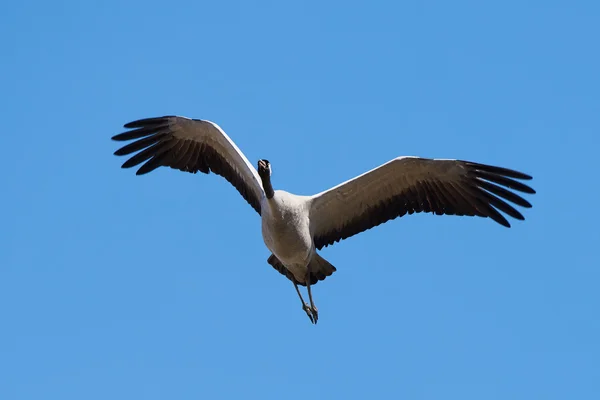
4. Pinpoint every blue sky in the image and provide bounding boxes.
[2,0,599,399]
